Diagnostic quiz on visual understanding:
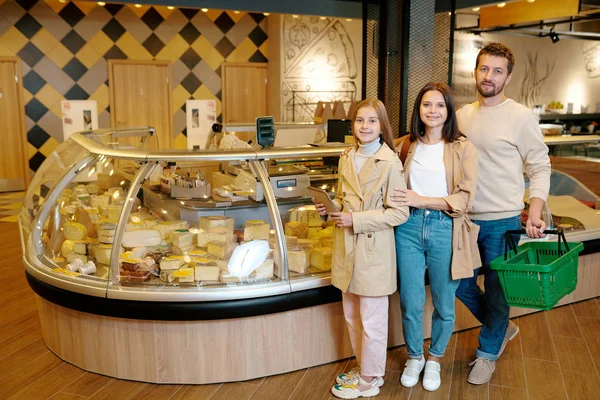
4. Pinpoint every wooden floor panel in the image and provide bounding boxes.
[2,220,600,400]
